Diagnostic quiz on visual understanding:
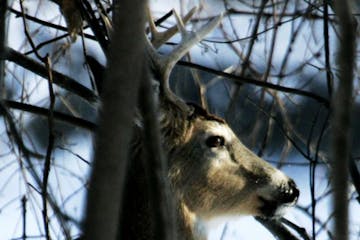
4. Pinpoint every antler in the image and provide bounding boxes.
[146,8,222,112]
[147,7,198,49]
